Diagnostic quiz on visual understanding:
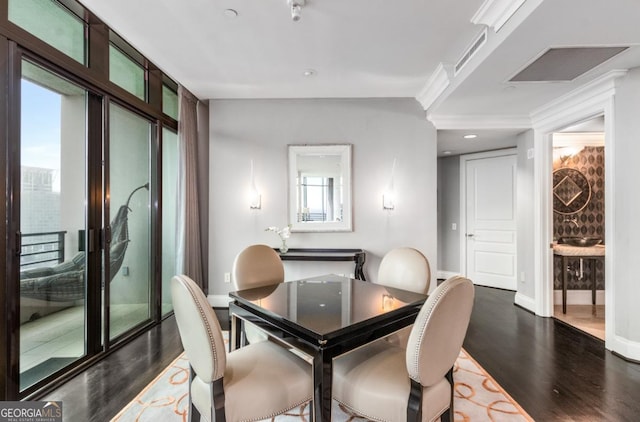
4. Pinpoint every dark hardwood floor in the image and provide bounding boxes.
[40,315,184,422]
[41,289,640,421]
[464,287,640,421]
